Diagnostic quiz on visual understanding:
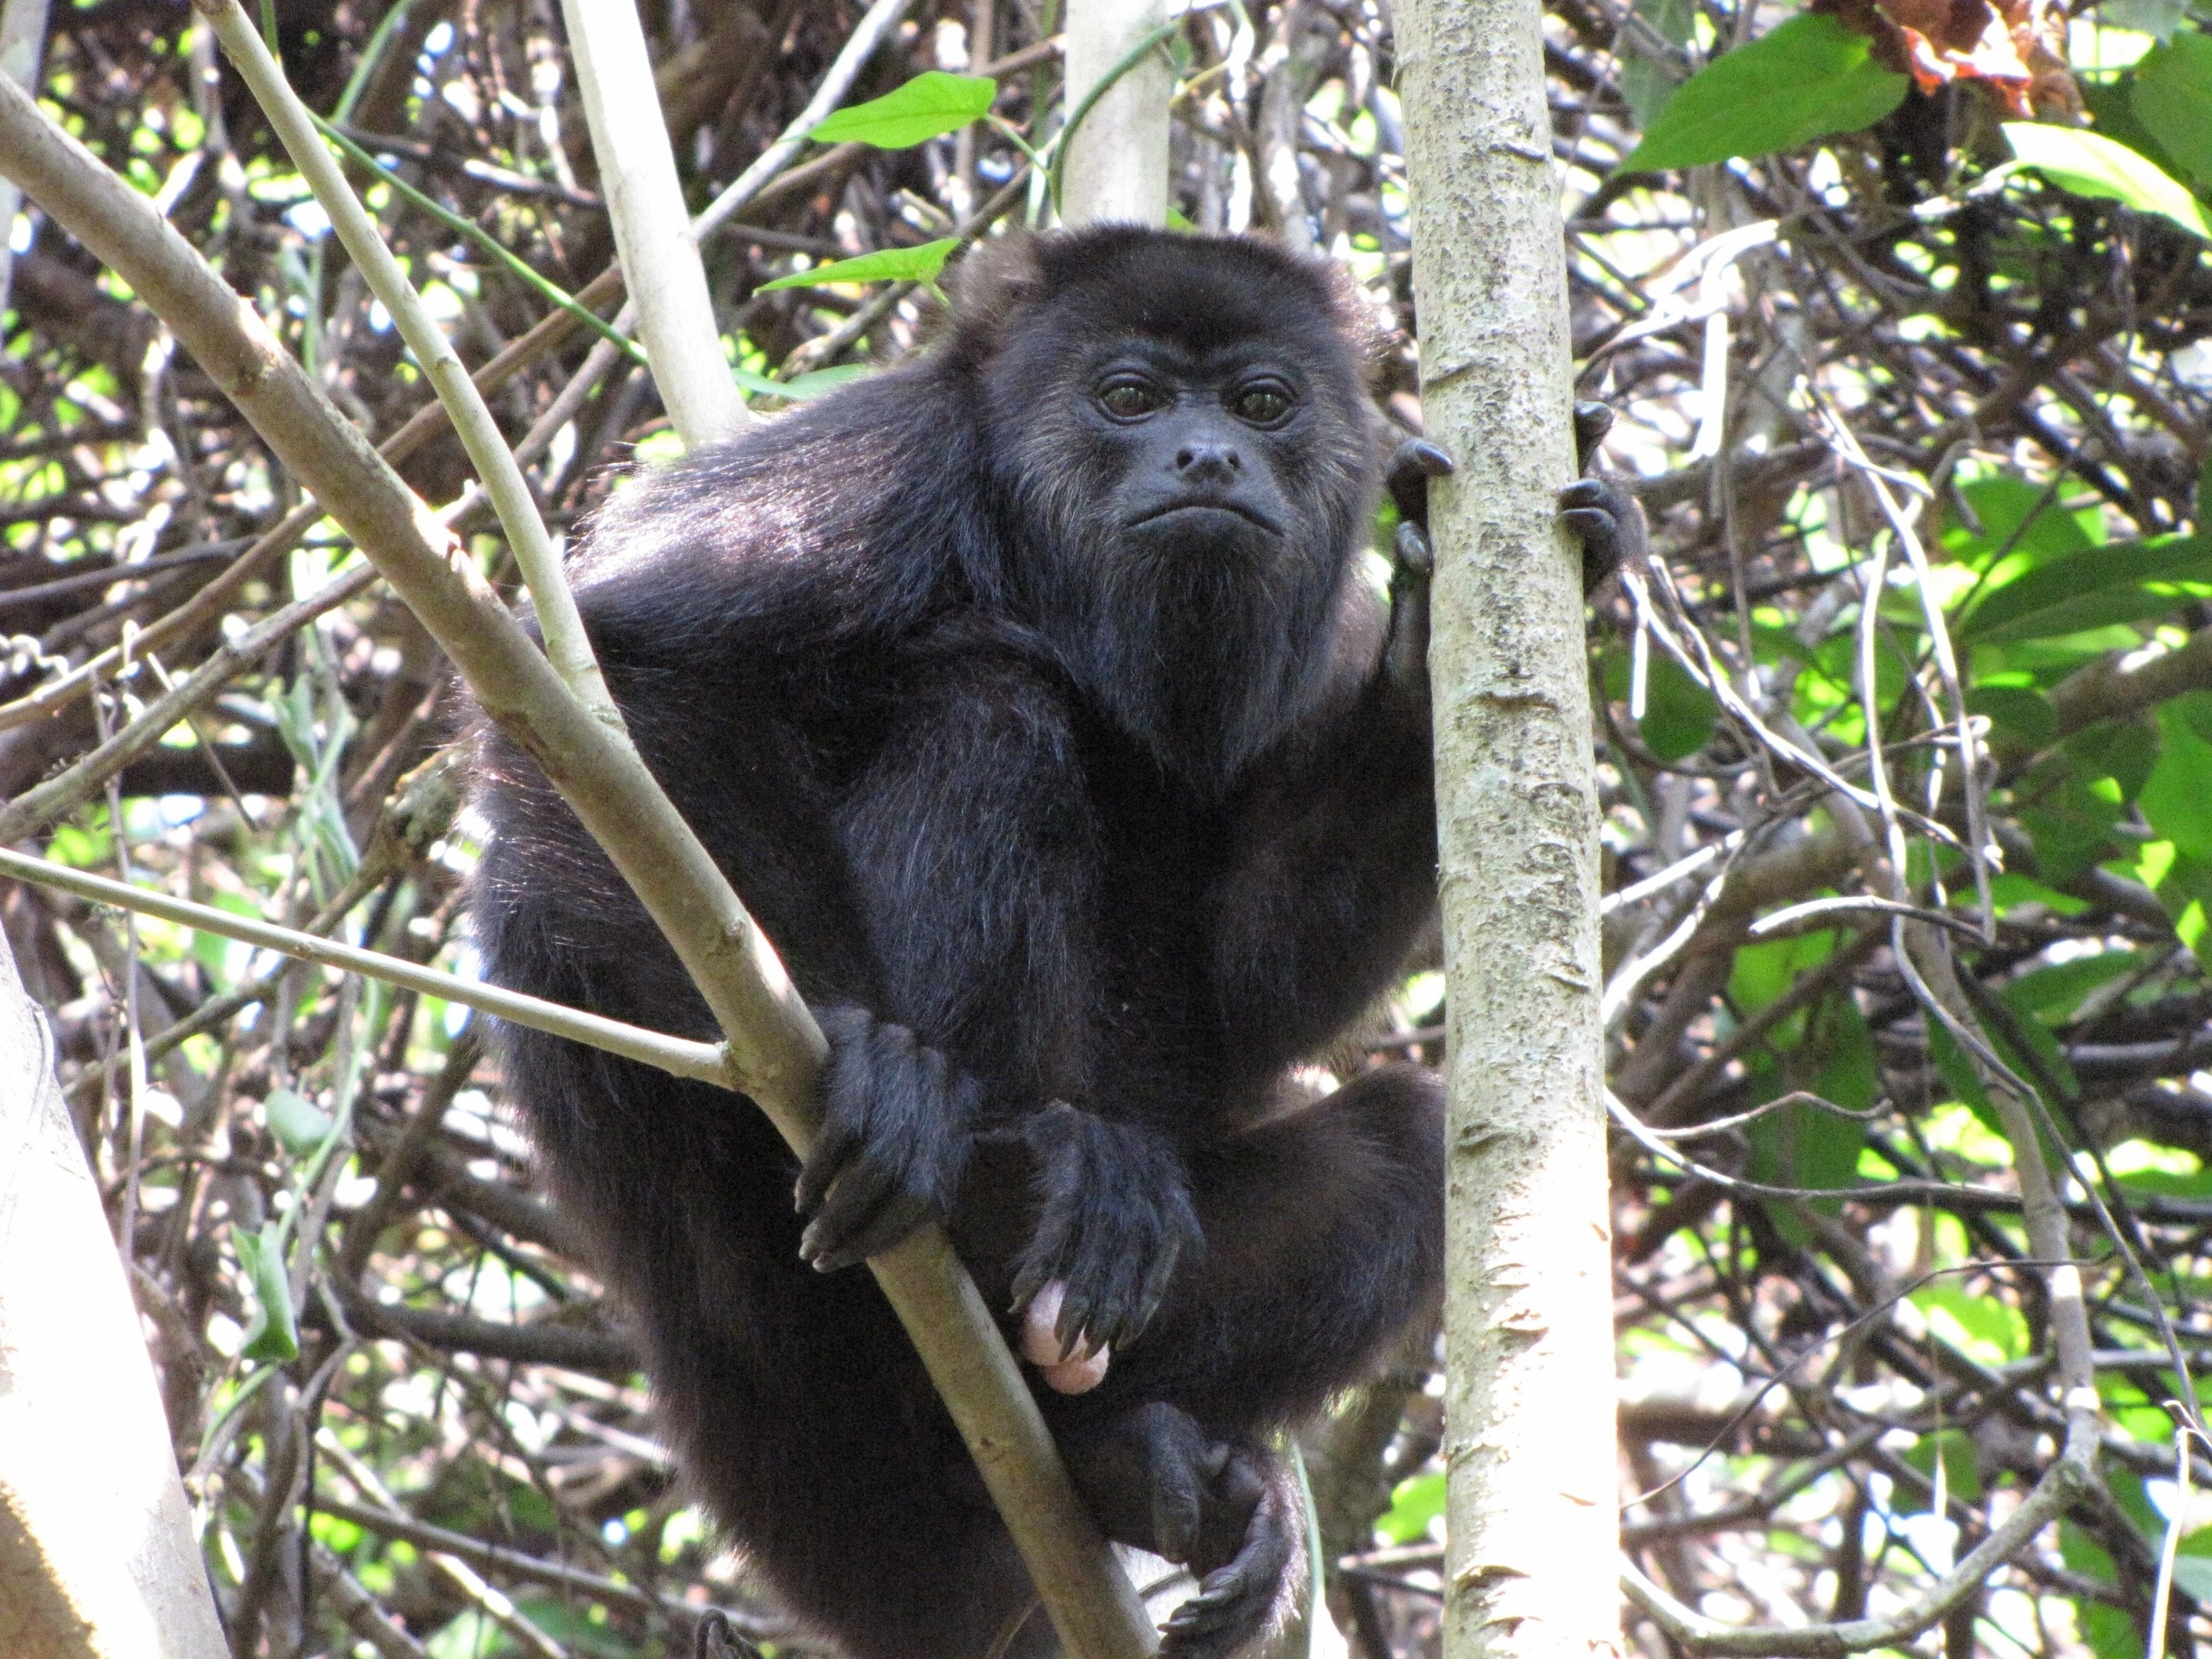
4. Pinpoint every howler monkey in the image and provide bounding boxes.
[469,227,1639,1659]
